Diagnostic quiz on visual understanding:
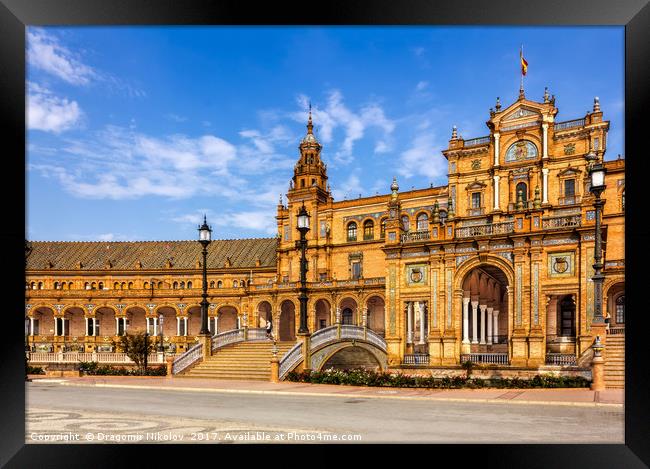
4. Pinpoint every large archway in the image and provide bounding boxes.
[339,297,358,325]
[460,264,509,353]
[321,346,382,371]
[314,299,331,331]
[257,301,273,328]
[279,300,296,342]
[125,306,147,334]
[63,306,85,339]
[366,296,385,336]
[217,306,239,333]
